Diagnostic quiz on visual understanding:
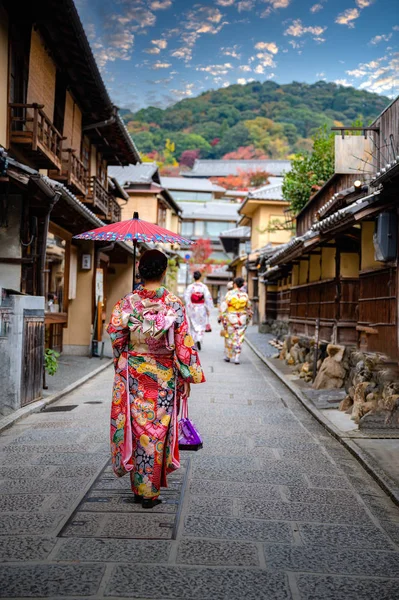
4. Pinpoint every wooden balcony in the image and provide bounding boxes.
[49,149,88,196]
[85,176,110,217]
[107,197,121,223]
[9,103,63,170]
